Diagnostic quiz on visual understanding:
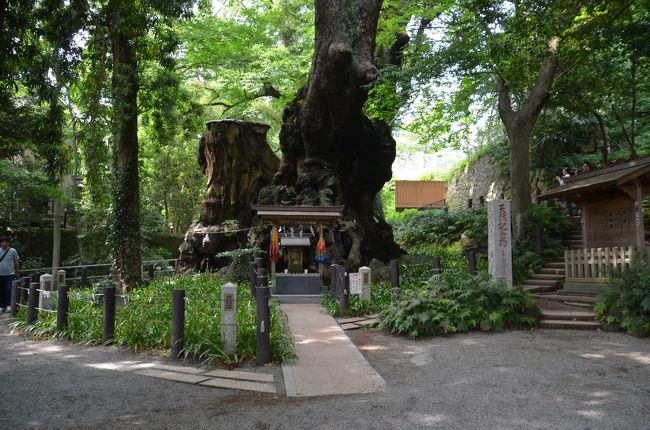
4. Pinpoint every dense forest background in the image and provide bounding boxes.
[1,1,648,284]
